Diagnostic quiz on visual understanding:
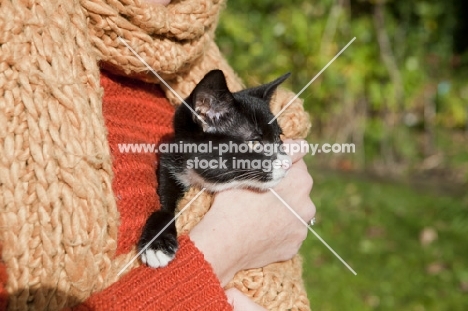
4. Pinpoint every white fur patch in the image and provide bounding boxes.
[141,249,175,268]
[272,153,291,180]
